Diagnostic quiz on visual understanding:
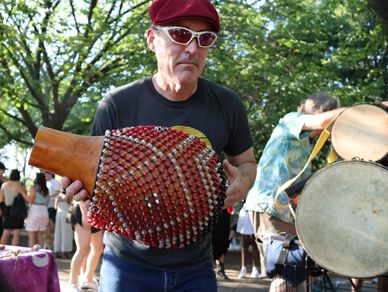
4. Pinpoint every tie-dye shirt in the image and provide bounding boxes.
[245,112,312,223]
